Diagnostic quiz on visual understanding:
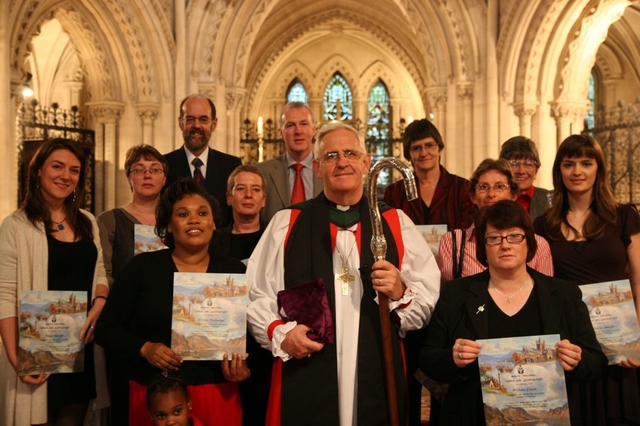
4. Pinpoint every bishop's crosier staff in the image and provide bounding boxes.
[366,156,417,426]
